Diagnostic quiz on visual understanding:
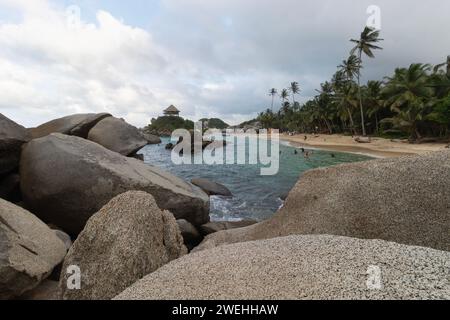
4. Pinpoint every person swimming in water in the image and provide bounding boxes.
[294,150,298,155]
